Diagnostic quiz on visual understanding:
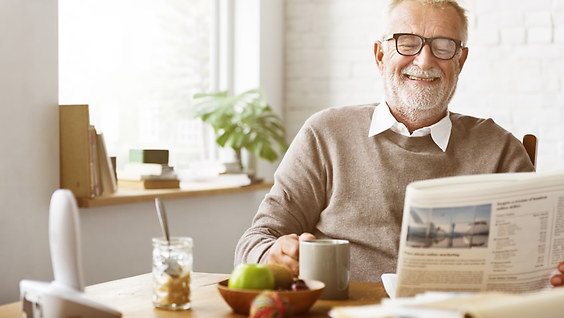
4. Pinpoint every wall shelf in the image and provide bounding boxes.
[59,104,273,209]
[77,181,273,208]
